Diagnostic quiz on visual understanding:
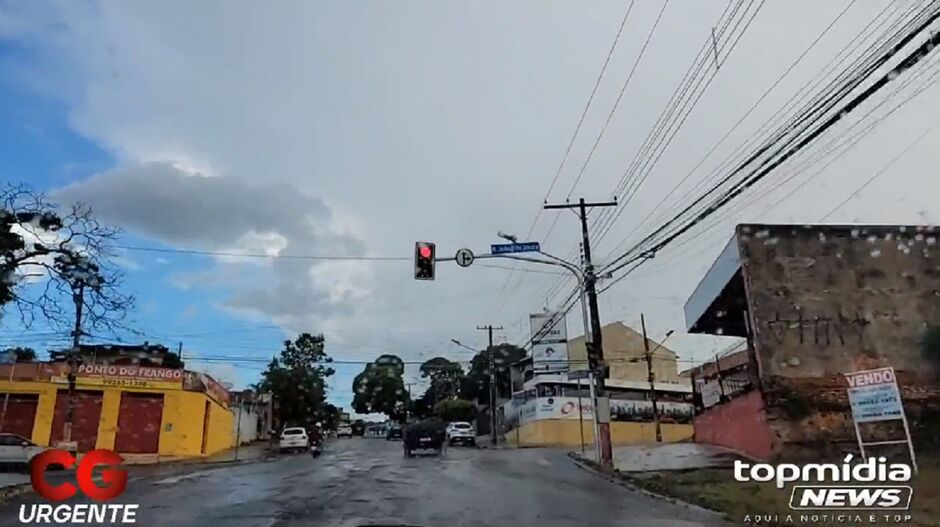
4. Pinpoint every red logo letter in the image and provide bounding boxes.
[76,450,127,501]
[30,450,77,501]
